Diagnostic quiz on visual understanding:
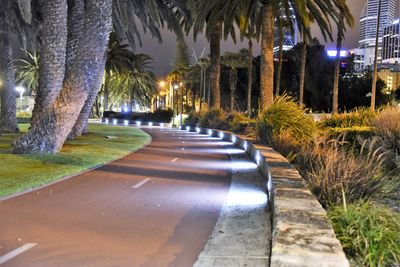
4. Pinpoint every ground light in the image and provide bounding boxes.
[136,121,141,127]
[255,151,262,165]
[113,119,117,125]
[243,141,248,151]
[186,126,190,131]
[231,135,236,143]
[148,122,153,127]
[219,132,224,139]
[160,123,164,127]
[105,118,109,124]
[196,127,200,133]
[124,120,129,126]
[208,129,212,136]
